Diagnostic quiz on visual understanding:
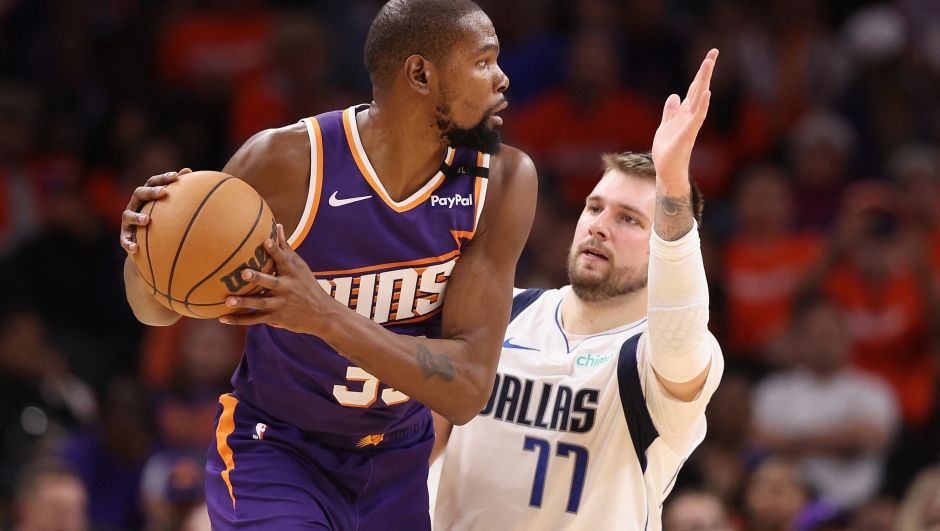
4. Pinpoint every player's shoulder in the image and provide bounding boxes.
[239,122,311,162]
[488,144,537,189]
[475,144,538,234]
